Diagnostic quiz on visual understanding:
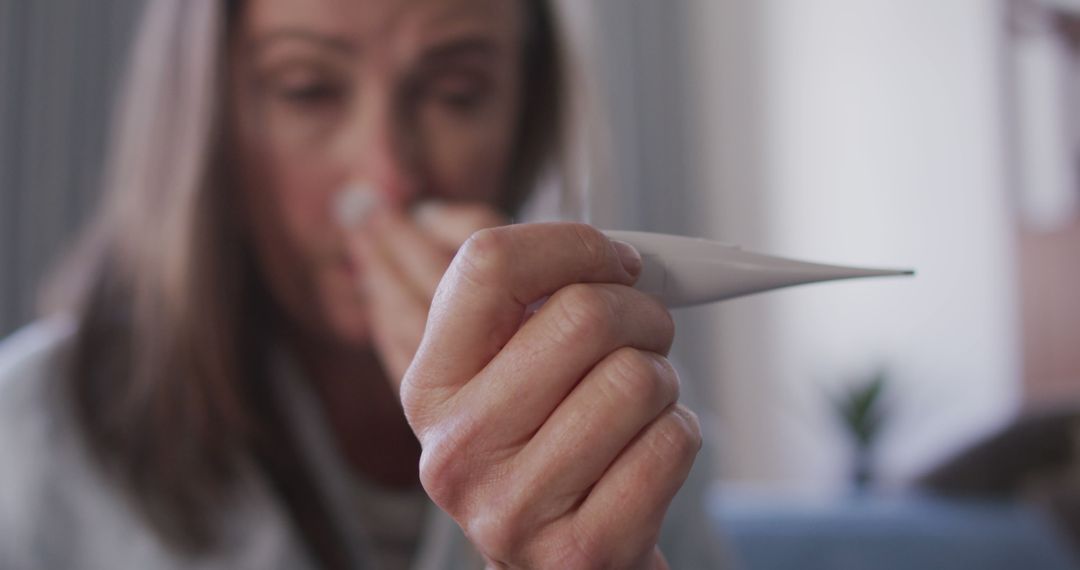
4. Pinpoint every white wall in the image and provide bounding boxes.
[685,0,1022,493]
